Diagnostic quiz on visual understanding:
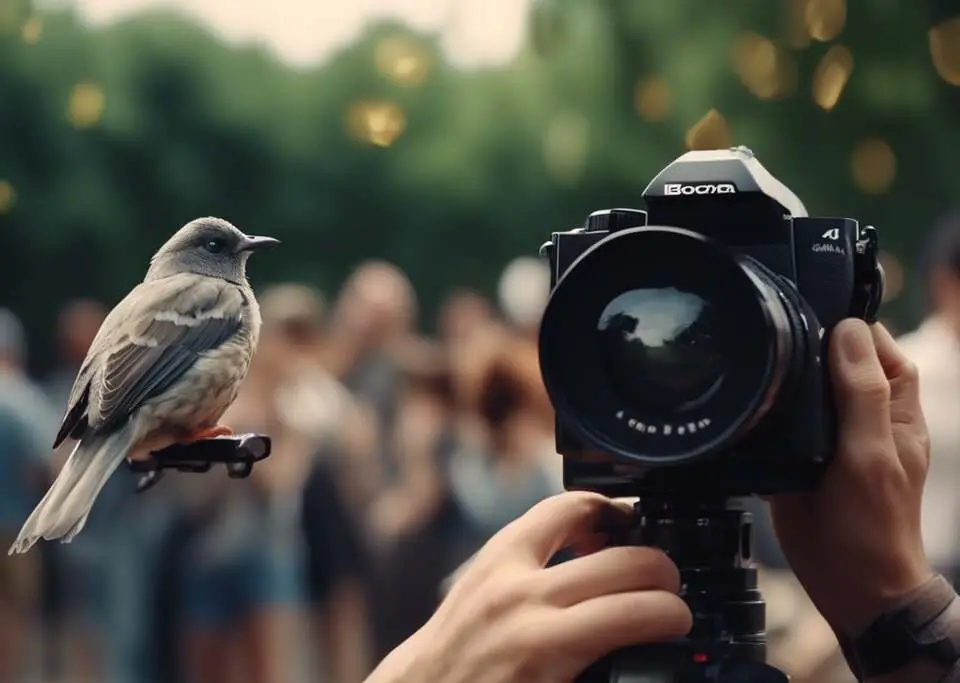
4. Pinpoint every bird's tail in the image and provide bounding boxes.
[9,423,136,555]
